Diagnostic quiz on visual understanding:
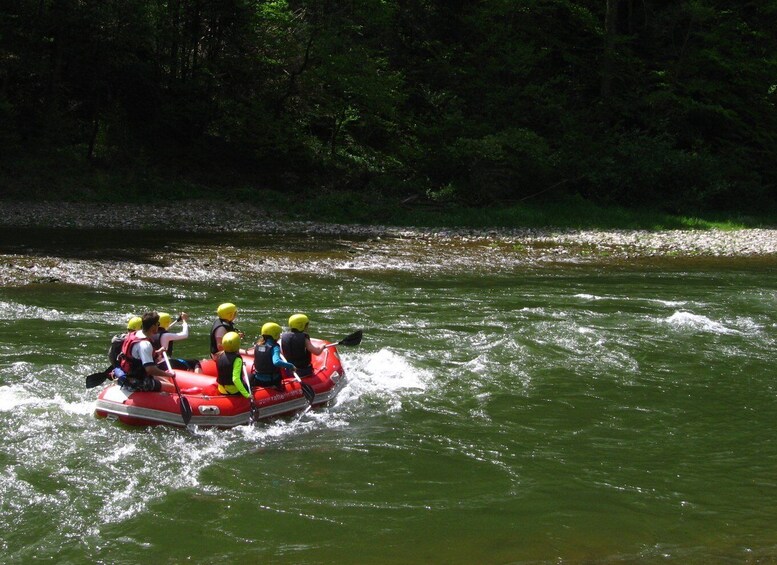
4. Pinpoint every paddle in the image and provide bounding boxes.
[85,367,112,389]
[241,364,259,423]
[164,315,182,332]
[324,329,363,349]
[275,350,316,404]
[295,372,316,404]
[163,351,193,426]
[289,329,362,402]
